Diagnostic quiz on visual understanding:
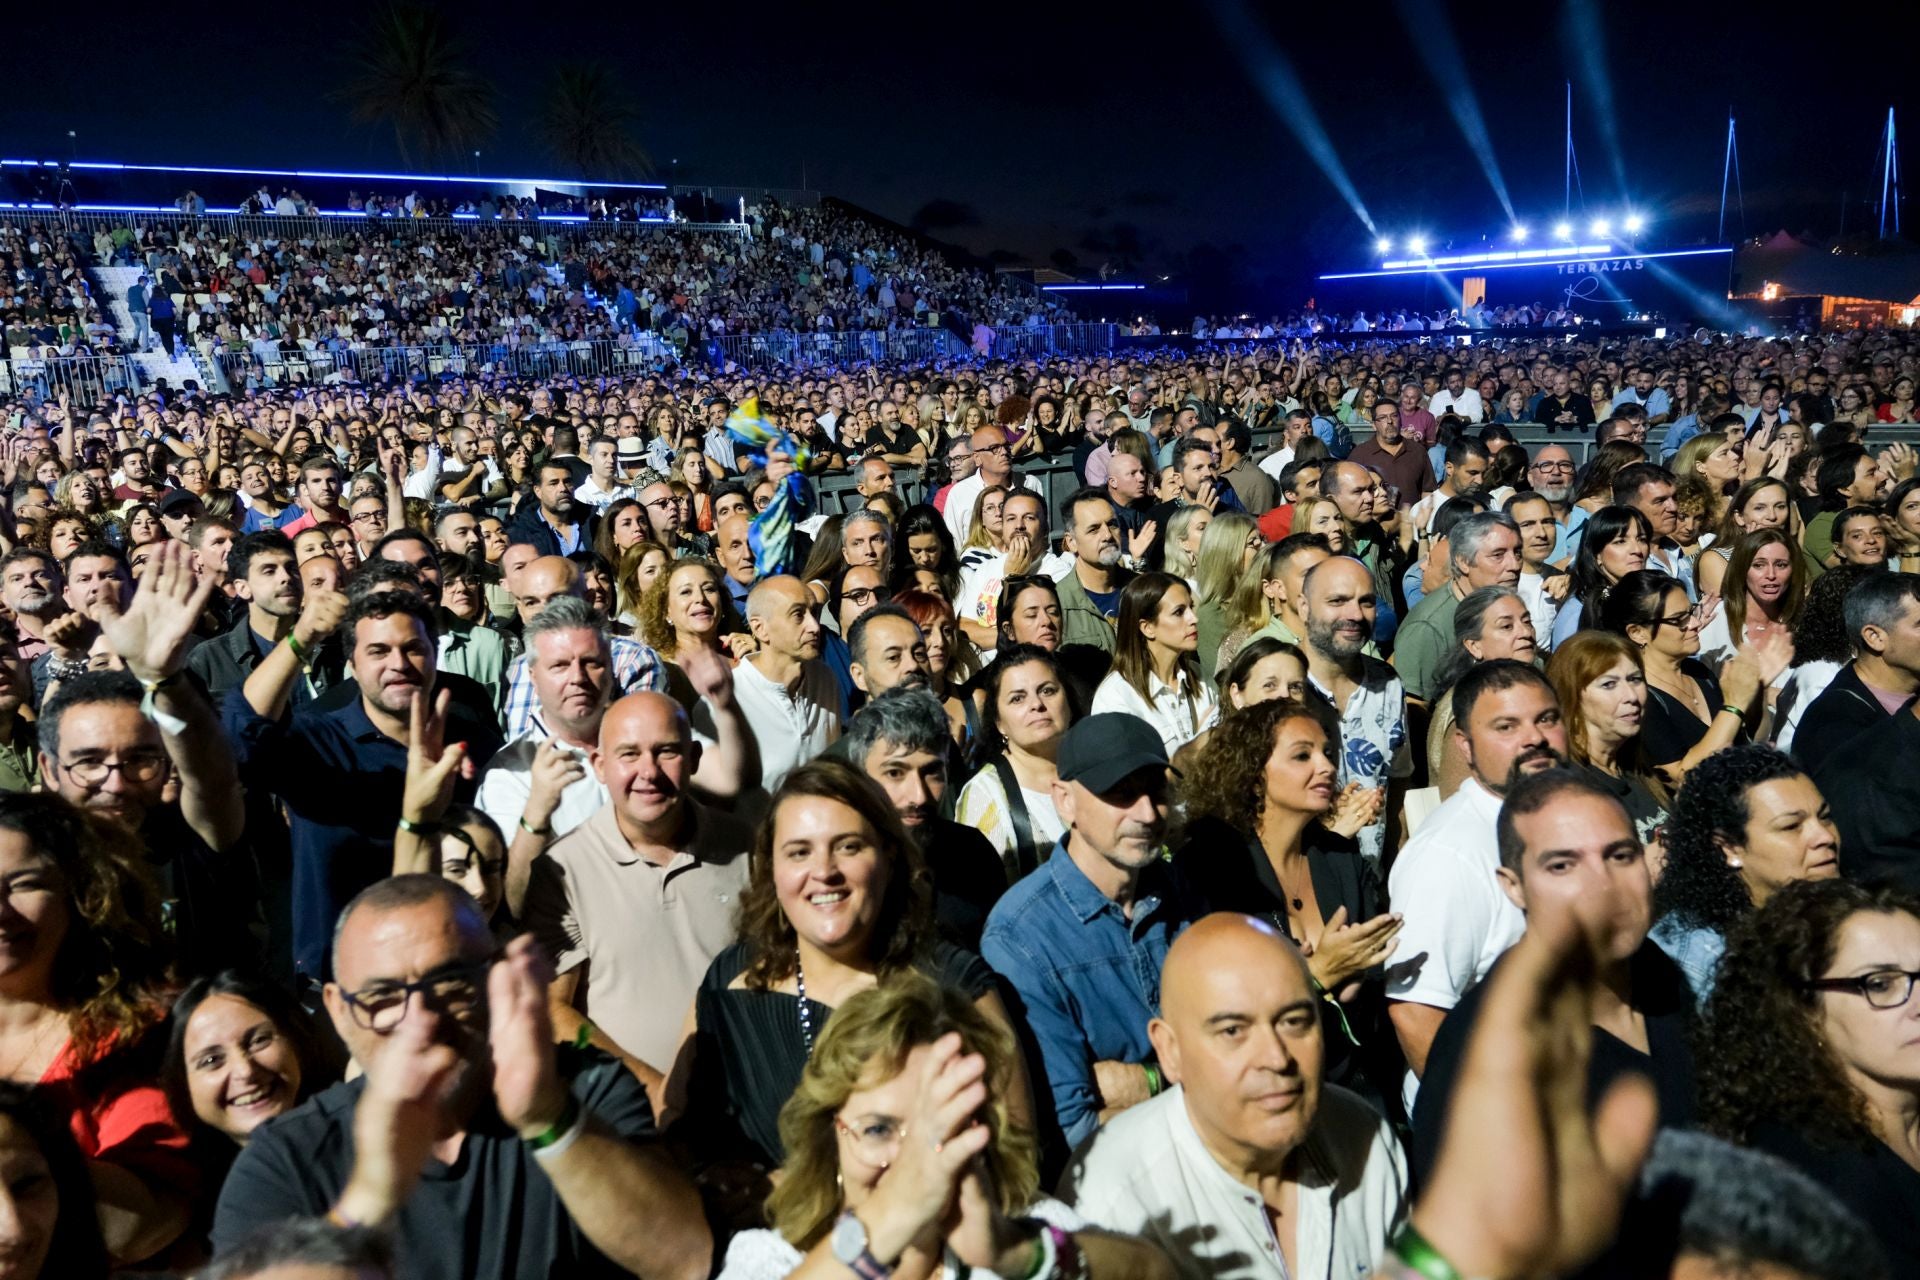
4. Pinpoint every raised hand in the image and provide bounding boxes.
[523,739,587,834]
[678,641,737,710]
[488,935,568,1138]
[1745,627,1794,686]
[857,1033,993,1265]
[334,999,467,1227]
[294,583,350,650]
[1880,442,1917,483]
[1127,520,1158,562]
[403,688,467,826]
[44,610,99,663]
[1324,783,1386,839]
[1305,906,1403,991]
[93,538,216,684]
